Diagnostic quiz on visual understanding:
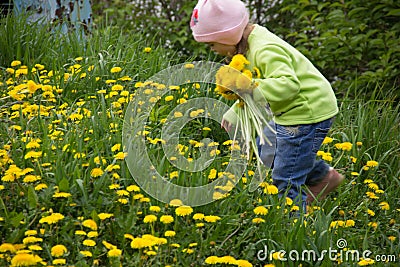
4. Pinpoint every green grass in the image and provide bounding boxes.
[0,14,399,267]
